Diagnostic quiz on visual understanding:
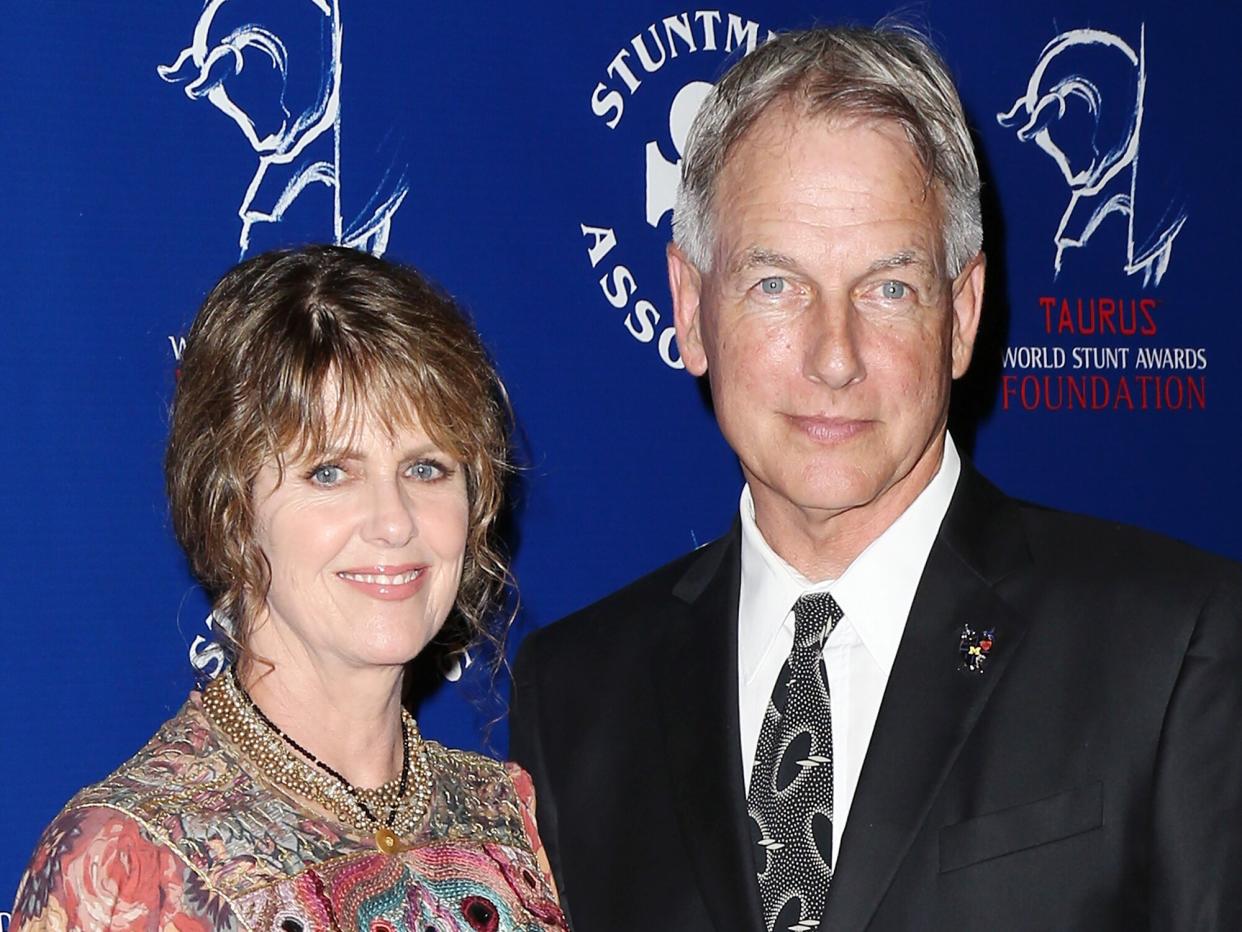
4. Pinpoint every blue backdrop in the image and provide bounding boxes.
[3,1,1237,915]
